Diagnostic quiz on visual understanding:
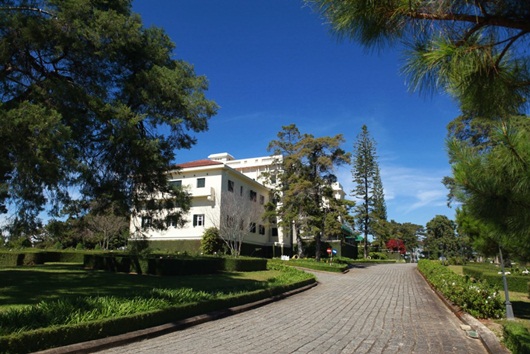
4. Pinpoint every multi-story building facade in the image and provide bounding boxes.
[130,152,352,256]
[130,153,288,256]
